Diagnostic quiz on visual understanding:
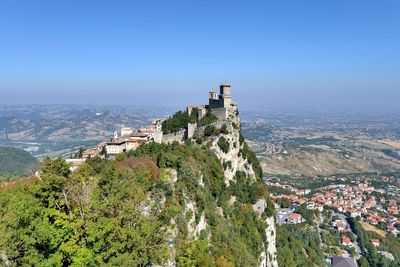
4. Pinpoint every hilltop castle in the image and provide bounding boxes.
[102,84,238,157]
[187,83,236,122]
[208,83,233,109]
